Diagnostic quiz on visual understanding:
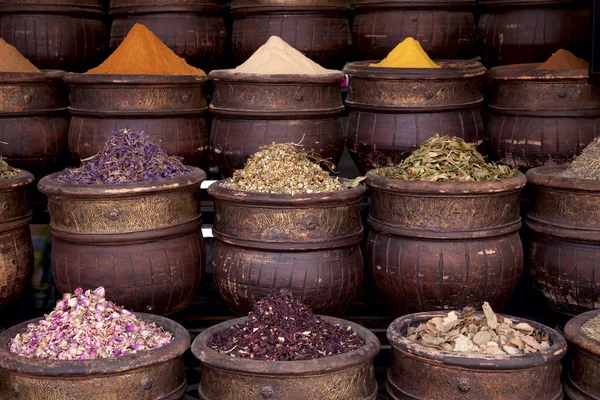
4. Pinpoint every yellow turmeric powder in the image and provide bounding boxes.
[371,37,440,69]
